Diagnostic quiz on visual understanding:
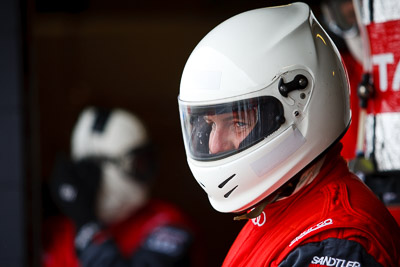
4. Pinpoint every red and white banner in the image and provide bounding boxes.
[360,0,400,170]
[367,19,400,113]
